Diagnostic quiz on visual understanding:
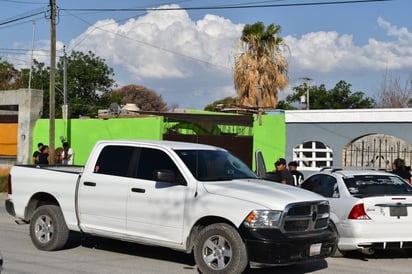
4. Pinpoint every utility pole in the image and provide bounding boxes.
[255,84,263,125]
[49,0,56,164]
[301,77,312,110]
